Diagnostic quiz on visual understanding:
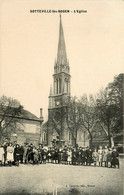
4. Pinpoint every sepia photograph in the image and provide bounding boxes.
[0,0,124,195]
